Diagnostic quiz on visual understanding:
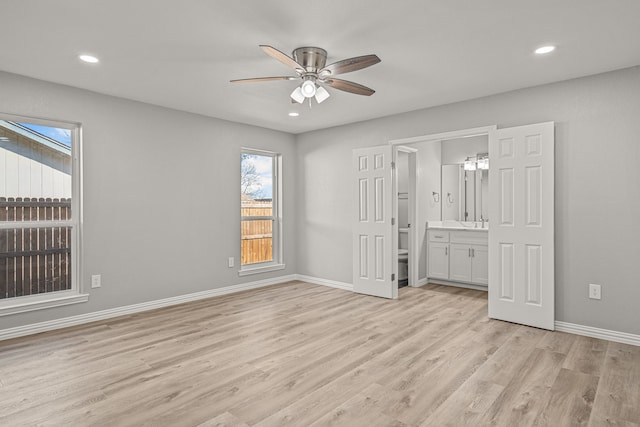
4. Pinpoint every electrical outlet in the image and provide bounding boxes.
[589,283,601,300]
[228,257,234,268]
[91,274,101,288]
